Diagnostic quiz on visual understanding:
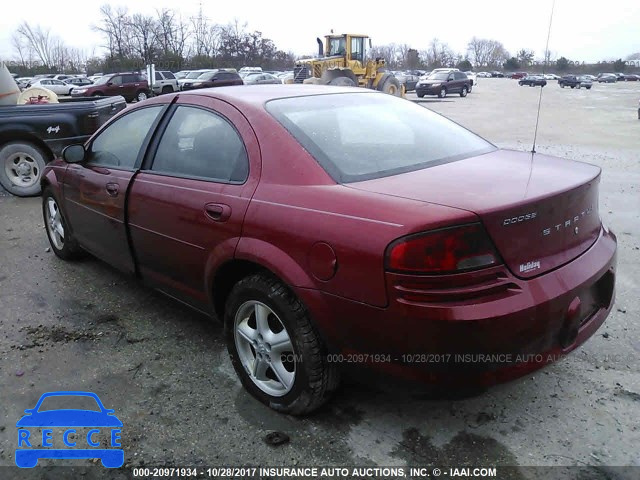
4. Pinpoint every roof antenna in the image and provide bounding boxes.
[532,0,556,154]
